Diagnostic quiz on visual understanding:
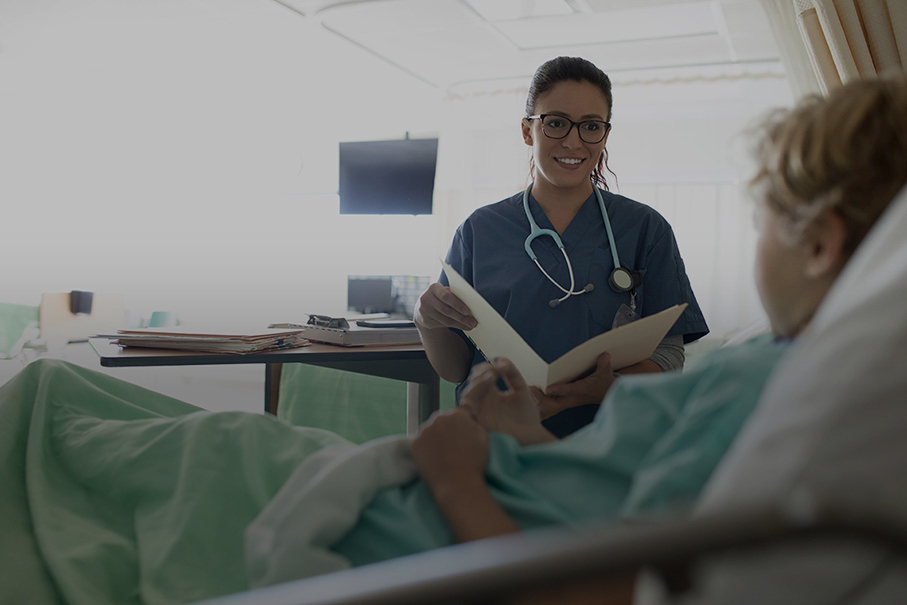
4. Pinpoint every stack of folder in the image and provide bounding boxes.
[99,326,309,354]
